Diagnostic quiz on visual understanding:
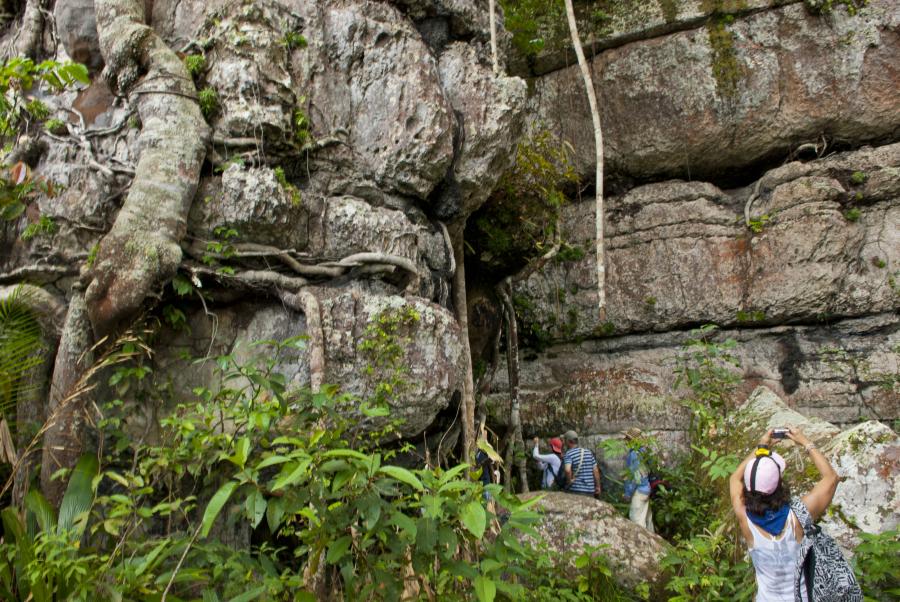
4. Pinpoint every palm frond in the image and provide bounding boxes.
[0,286,46,422]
